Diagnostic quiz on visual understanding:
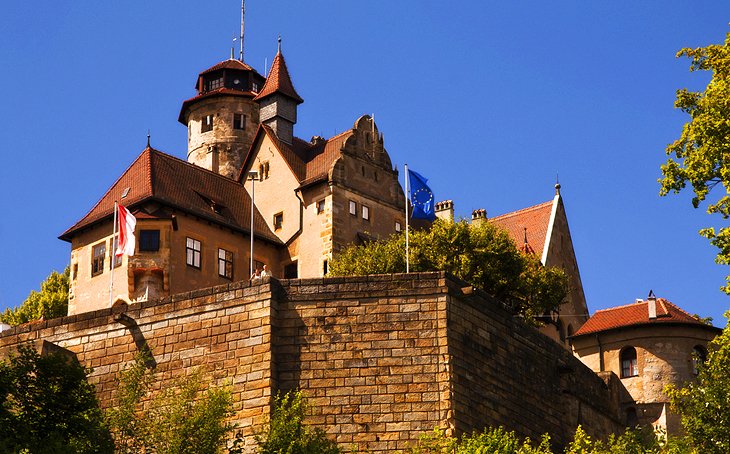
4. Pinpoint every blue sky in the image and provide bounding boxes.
[1,2,730,326]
